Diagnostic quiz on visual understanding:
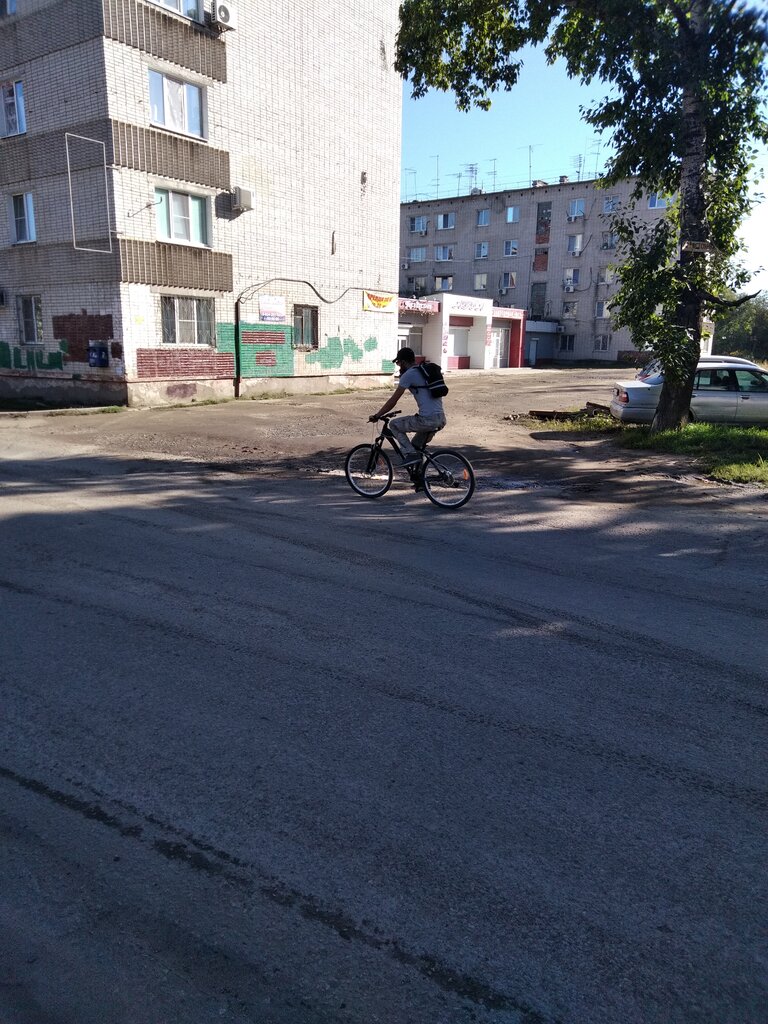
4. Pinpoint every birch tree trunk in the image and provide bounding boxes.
[651,0,708,431]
